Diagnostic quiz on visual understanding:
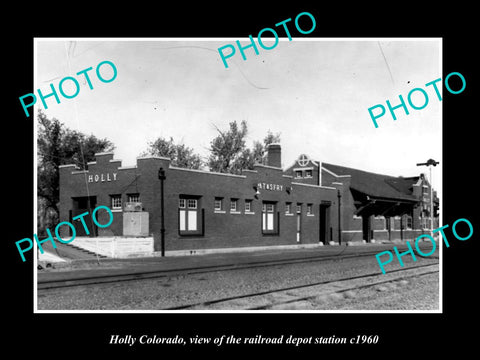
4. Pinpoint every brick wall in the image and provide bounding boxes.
[59,153,339,253]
